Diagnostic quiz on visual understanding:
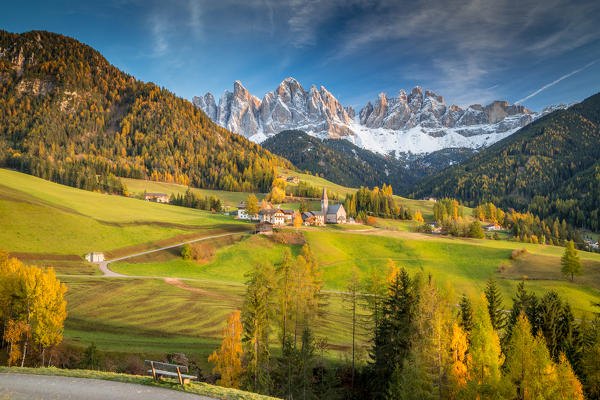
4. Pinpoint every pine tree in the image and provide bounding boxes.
[538,290,562,360]
[484,277,507,332]
[561,240,582,281]
[458,295,474,333]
